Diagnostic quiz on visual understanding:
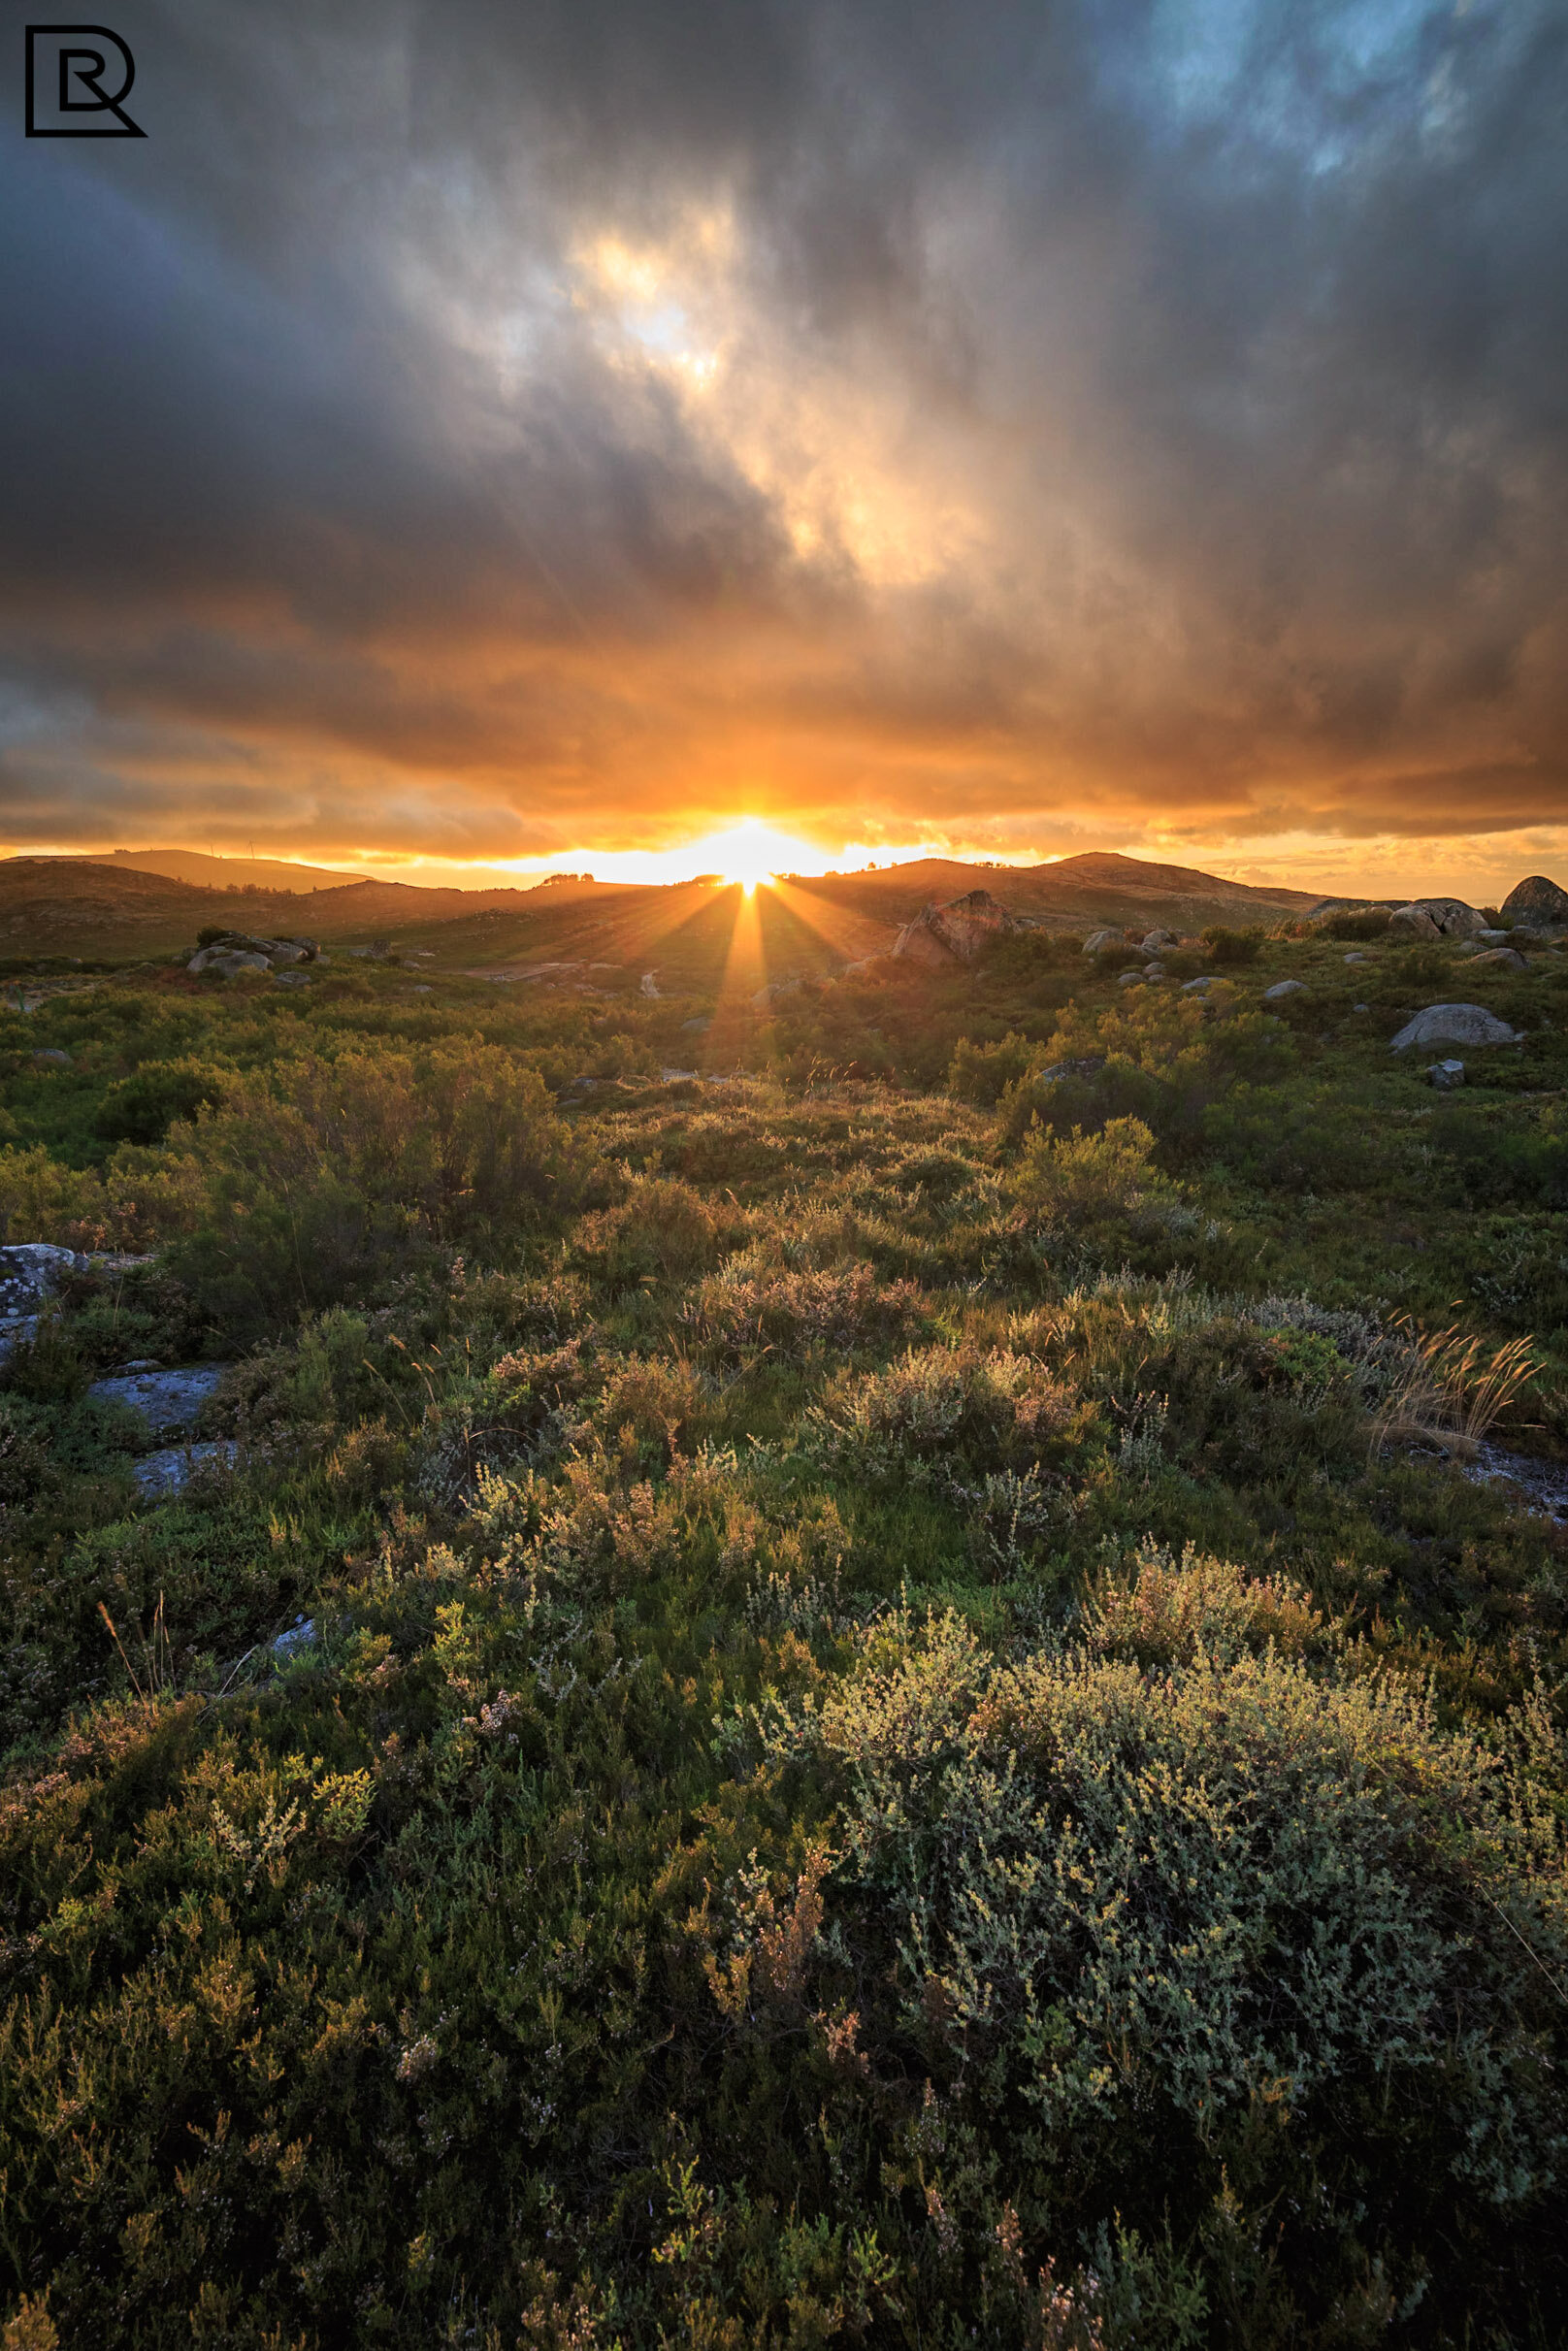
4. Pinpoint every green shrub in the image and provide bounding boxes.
[1197,924,1264,964]
[1012,1116,1174,1240]
[947,1030,1045,1105]
[93,1061,226,1149]
[572,1174,737,1289]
